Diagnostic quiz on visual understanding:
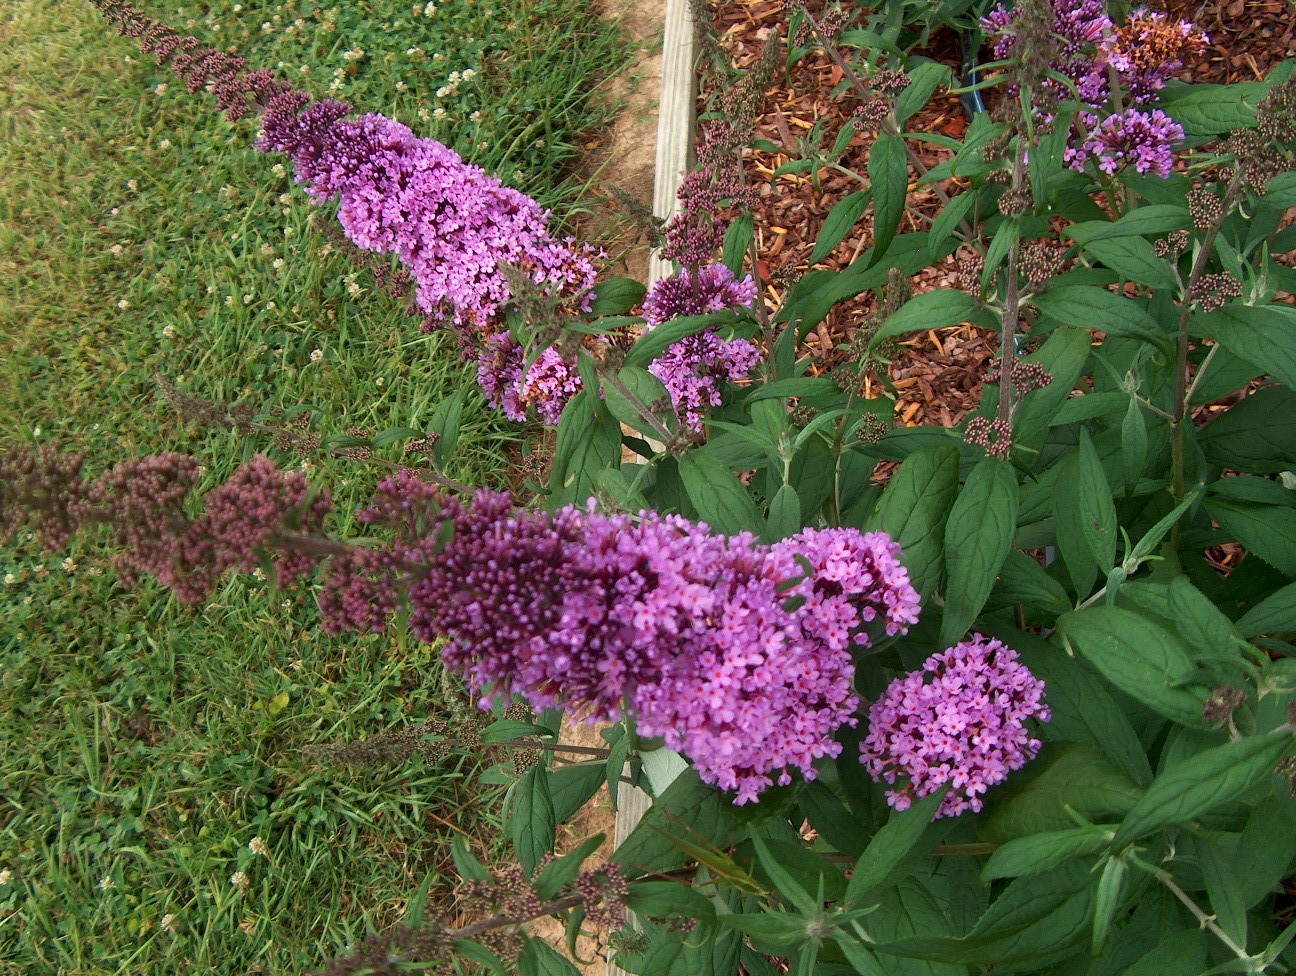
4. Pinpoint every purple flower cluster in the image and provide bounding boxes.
[641,264,760,431]
[256,99,601,421]
[320,482,921,803]
[860,634,1050,818]
[1065,108,1185,178]
[981,2,1205,179]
